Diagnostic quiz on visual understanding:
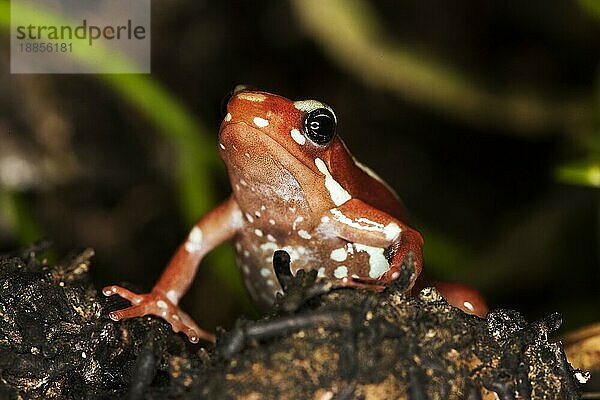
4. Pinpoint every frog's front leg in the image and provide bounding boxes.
[103,196,243,343]
[319,199,423,291]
